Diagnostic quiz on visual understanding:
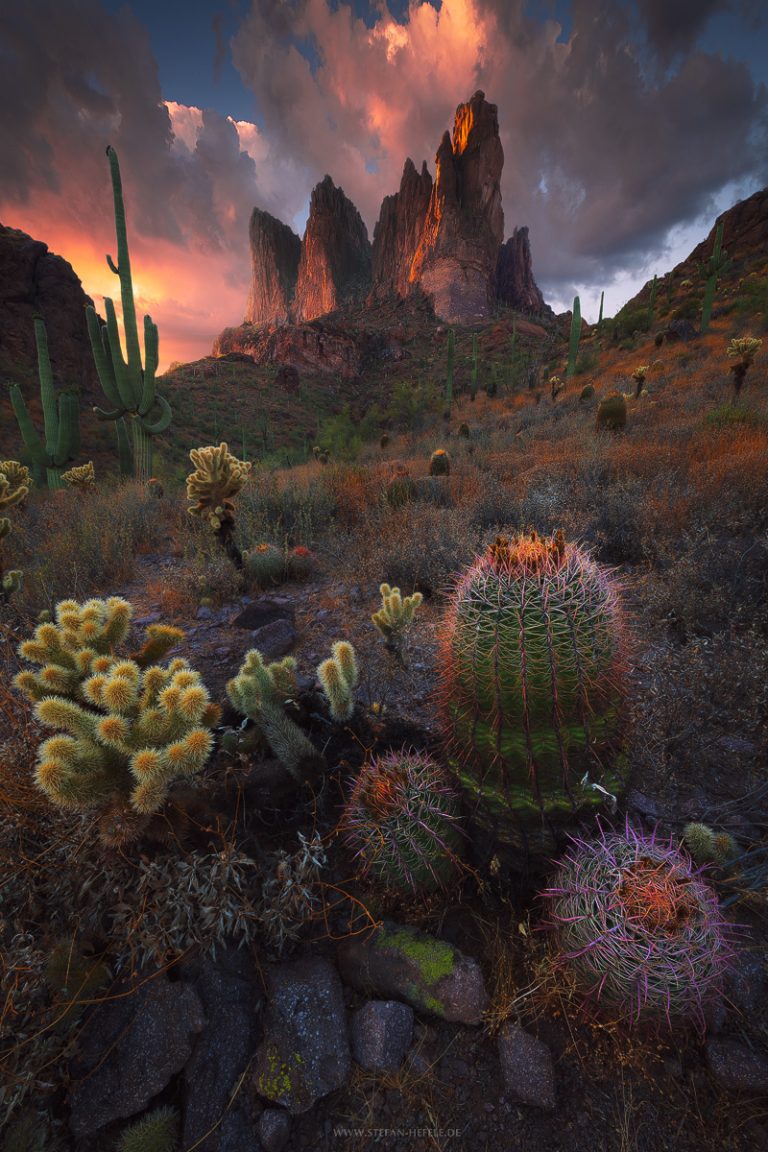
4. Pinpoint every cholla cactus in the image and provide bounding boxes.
[0,460,30,601]
[596,391,627,431]
[429,448,450,476]
[116,1107,179,1152]
[227,648,324,784]
[631,365,649,399]
[243,542,284,588]
[317,641,359,722]
[14,597,217,844]
[371,583,423,665]
[437,531,628,858]
[683,822,738,866]
[62,461,96,488]
[186,443,251,559]
[340,749,464,894]
[726,336,762,395]
[543,824,732,1032]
